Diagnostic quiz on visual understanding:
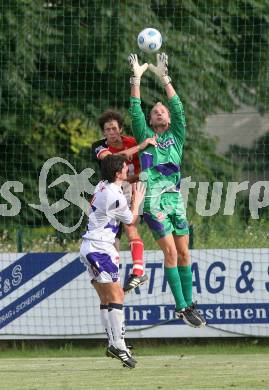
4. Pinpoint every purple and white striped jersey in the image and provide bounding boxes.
[82,181,133,244]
